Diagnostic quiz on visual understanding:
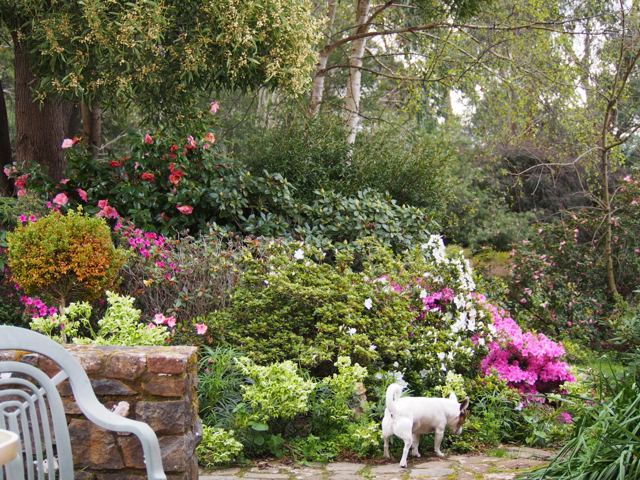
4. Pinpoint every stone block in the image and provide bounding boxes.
[135,399,188,435]
[70,351,103,374]
[91,379,137,396]
[75,472,96,480]
[0,351,17,361]
[148,354,187,374]
[68,419,124,470]
[20,353,38,366]
[63,400,82,415]
[106,353,146,379]
[38,355,61,376]
[142,376,187,397]
[96,475,146,480]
